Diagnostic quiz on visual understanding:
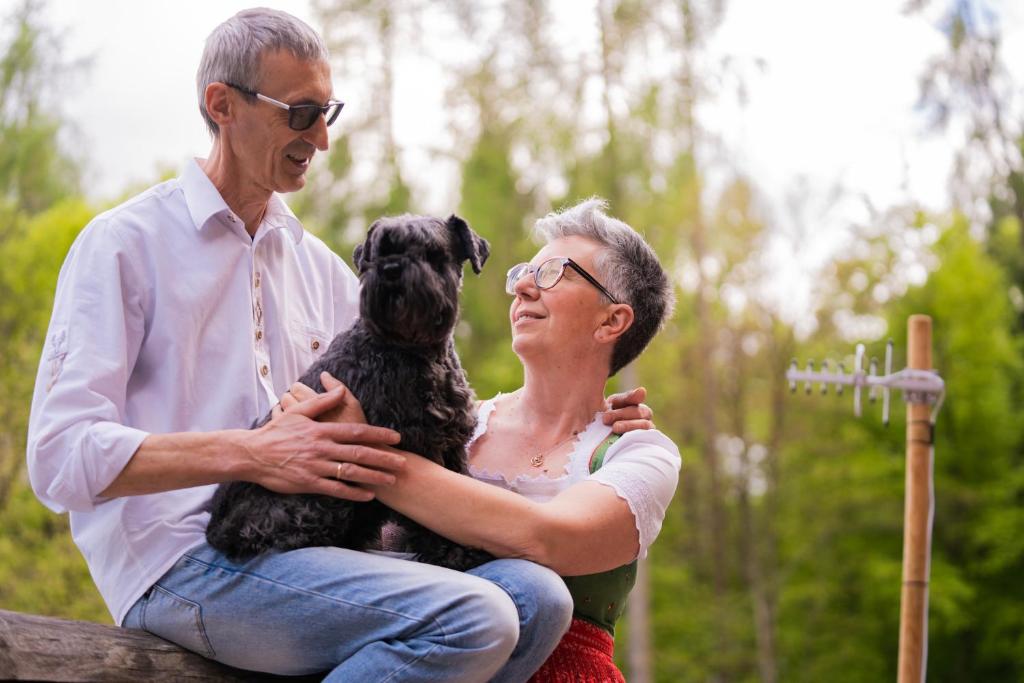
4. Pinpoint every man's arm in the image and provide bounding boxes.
[99,386,403,502]
[27,222,402,514]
